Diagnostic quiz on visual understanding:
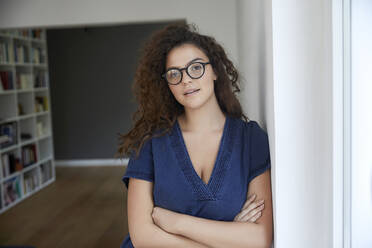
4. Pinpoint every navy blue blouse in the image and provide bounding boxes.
[120,115,271,247]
